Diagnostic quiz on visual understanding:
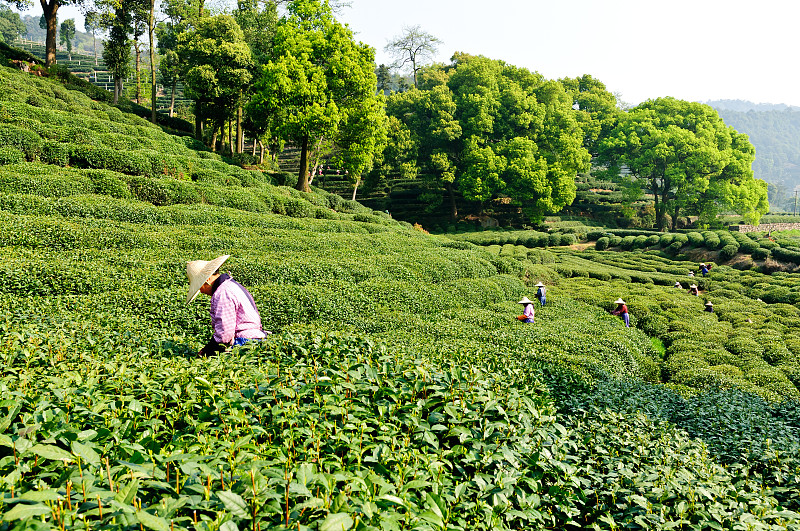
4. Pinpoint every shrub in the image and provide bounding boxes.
[548,233,562,246]
[595,237,610,251]
[687,232,704,246]
[659,233,675,247]
[758,239,779,250]
[560,233,577,246]
[0,146,24,165]
[645,235,661,247]
[620,235,636,250]
[667,241,683,254]
[703,231,720,250]
[40,141,70,166]
[0,123,42,161]
[751,247,770,261]
[719,243,739,261]
[633,235,649,249]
